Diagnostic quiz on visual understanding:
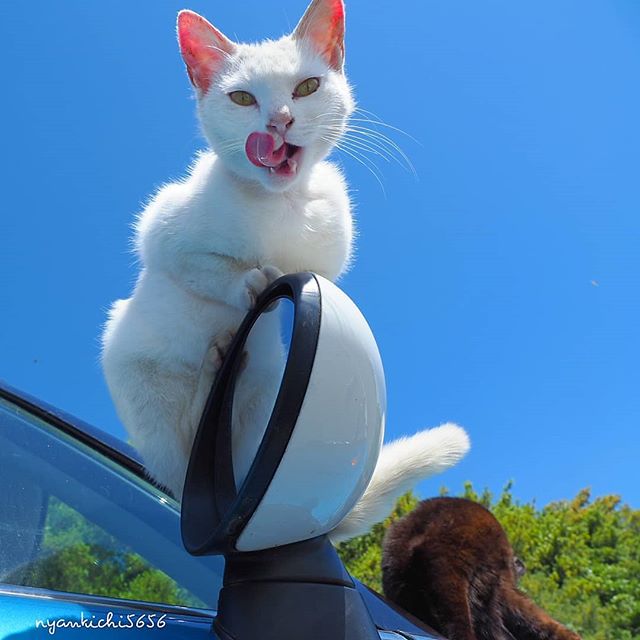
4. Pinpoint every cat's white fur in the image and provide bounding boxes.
[101,0,469,542]
[330,424,470,542]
